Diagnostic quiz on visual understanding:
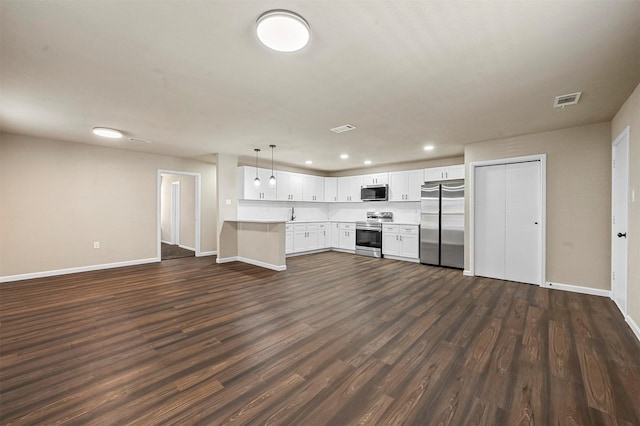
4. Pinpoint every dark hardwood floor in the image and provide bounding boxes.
[1,252,639,425]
